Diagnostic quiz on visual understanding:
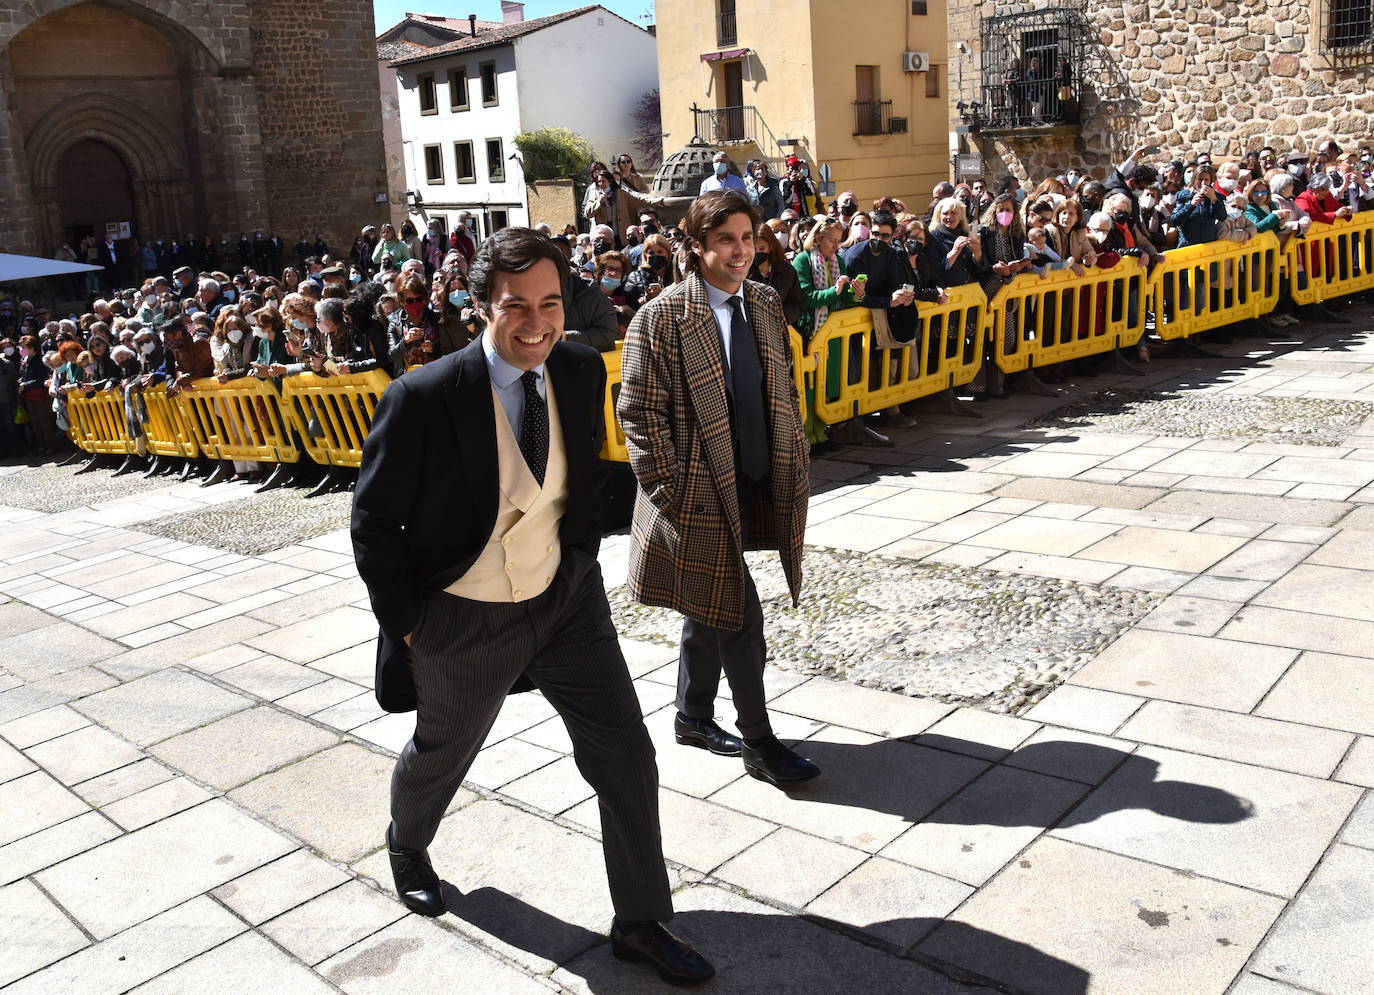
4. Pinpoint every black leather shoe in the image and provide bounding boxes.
[386,823,445,917]
[674,713,742,756]
[742,735,821,786]
[610,919,715,986]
